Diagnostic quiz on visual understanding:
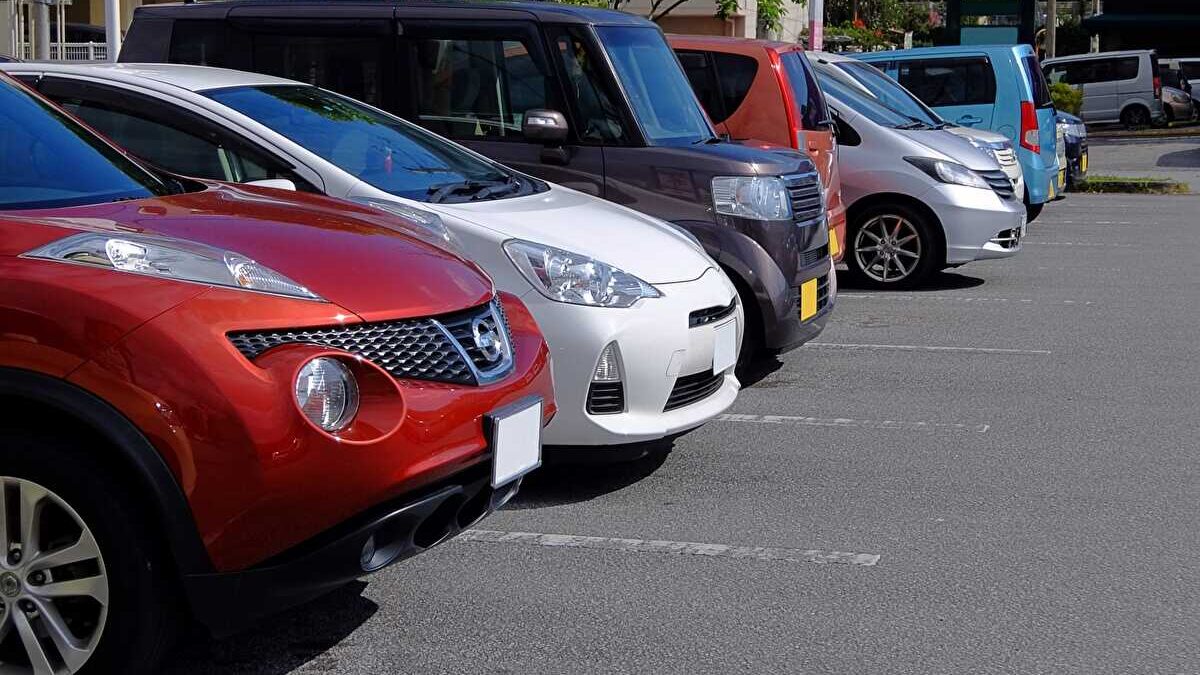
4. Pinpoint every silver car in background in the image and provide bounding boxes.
[818,72,1026,289]
[810,51,1025,204]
